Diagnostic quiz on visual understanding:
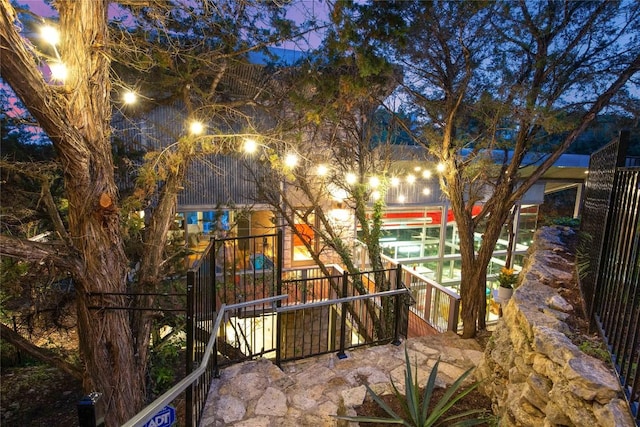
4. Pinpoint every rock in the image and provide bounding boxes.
[479,226,633,427]
[217,395,246,423]
[544,399,573,425]
[593,399,637,427]
[564,356,620,403]
[546,294,573,312]
[290,393,317,411]
[255,387,288,416]
[532,326,579,365]
[234,417,271,427]
[341,385,367,407]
